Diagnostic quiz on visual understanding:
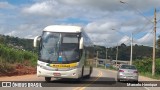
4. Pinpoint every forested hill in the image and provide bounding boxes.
[0,34,34,51]
[94,43,160,61]
[94,35,160,60]
[0,34,159,61]
[108,44,152,60]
